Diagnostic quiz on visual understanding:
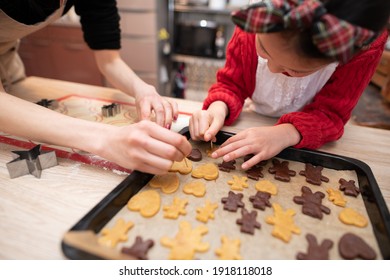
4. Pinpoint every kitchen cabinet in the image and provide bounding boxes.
[18,25,104,86]
[169,2,235,100]
[117,0,170,94]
